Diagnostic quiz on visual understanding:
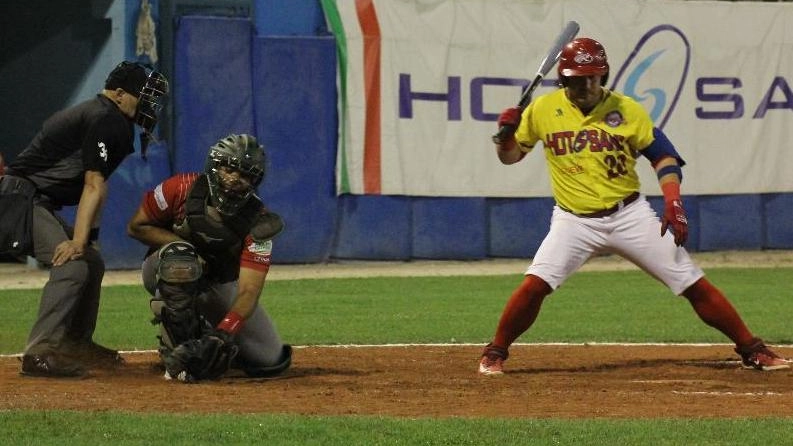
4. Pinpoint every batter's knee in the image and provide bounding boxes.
[519,274,553,298]
[681,277,714,301]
